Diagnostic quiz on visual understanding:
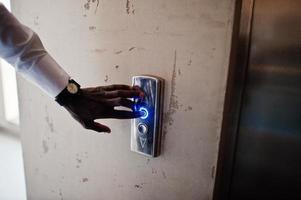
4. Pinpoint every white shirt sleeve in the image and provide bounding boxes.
[0,3,70,98]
